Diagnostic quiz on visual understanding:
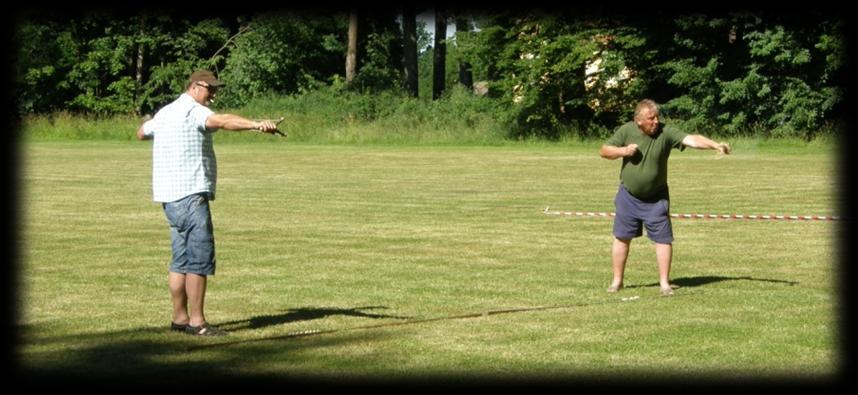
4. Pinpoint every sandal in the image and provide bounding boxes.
[185,323,227,336]
[171,322,189,332]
